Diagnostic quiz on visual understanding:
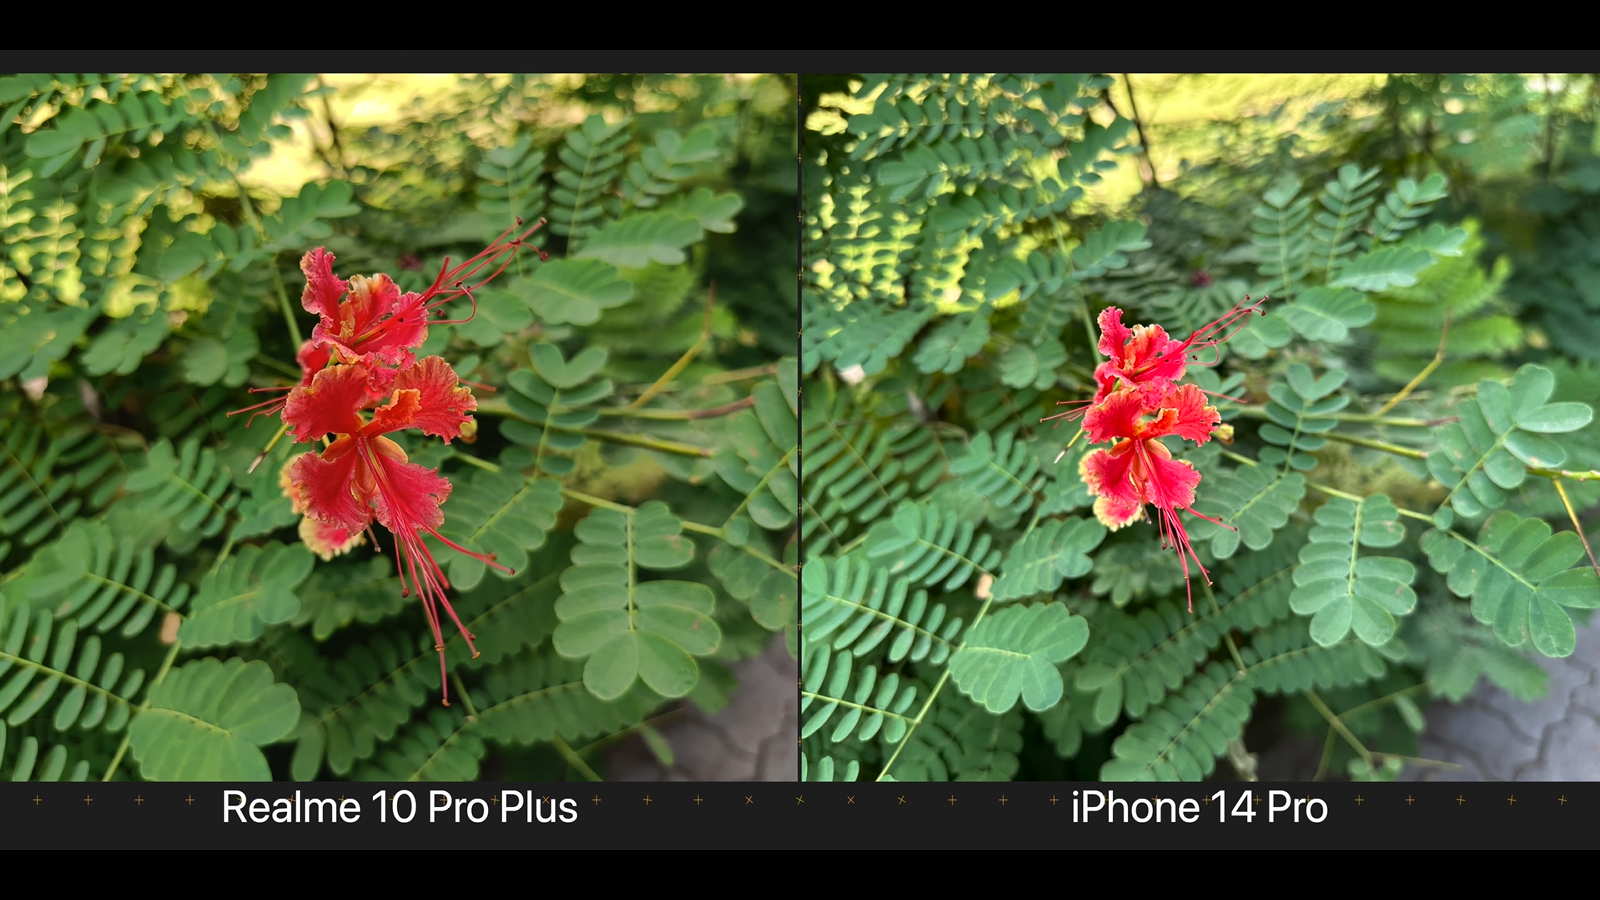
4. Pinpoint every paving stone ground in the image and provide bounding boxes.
[604,634,799,781]
[1258,614,1600,782]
